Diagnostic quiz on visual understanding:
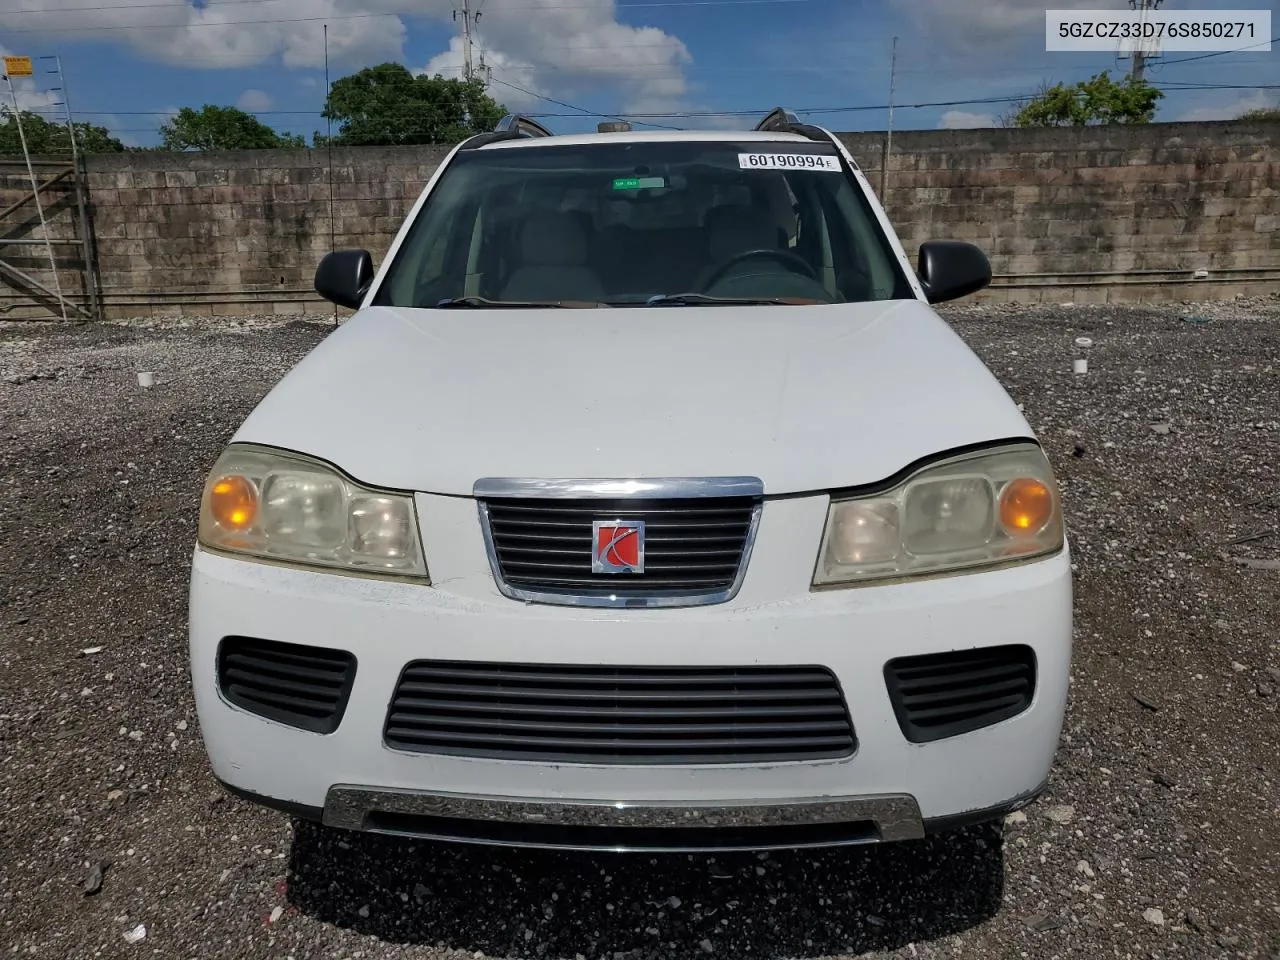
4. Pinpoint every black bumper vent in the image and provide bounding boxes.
[217,636,356,734]
[884,644,1037,743]
[481,497,758,602]
[385,661,856,764]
